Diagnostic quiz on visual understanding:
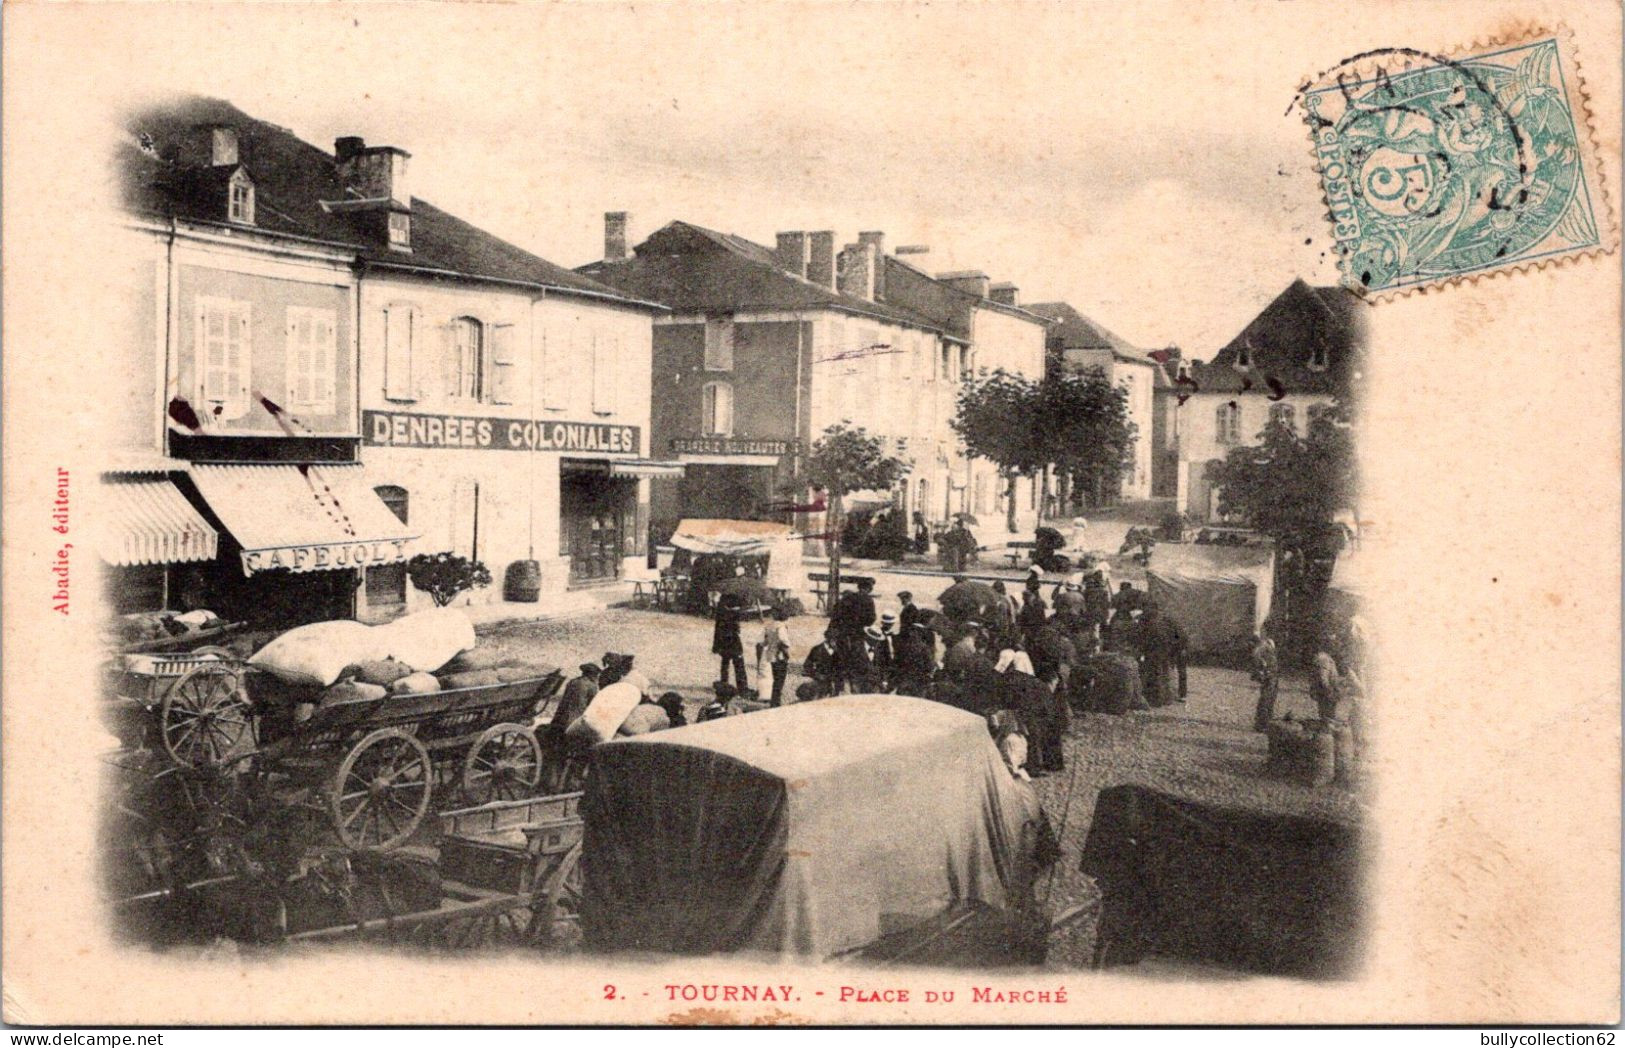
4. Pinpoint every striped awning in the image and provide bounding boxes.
[562,457,686,479]
[190,464,420,576]
[99,478,218,566]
